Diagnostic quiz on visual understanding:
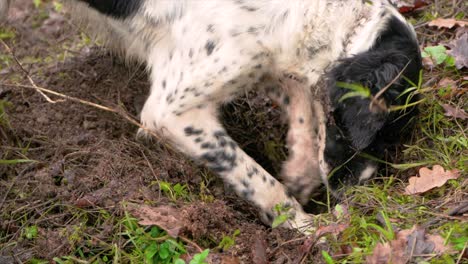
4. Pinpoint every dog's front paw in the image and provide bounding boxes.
[281,158,322,204]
